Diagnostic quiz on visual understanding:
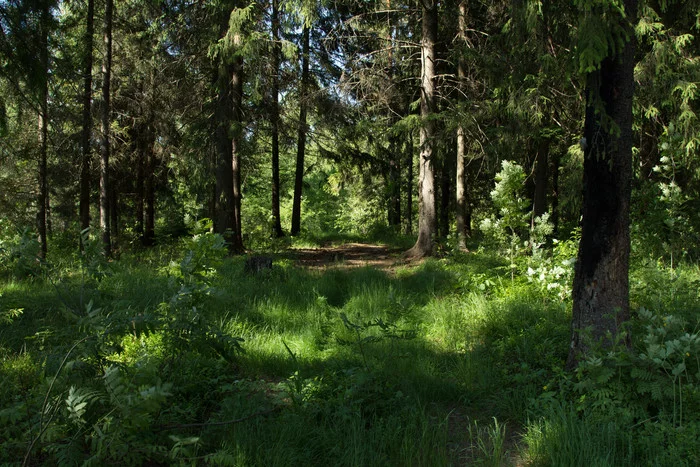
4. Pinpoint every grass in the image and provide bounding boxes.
[1,238,699,465]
